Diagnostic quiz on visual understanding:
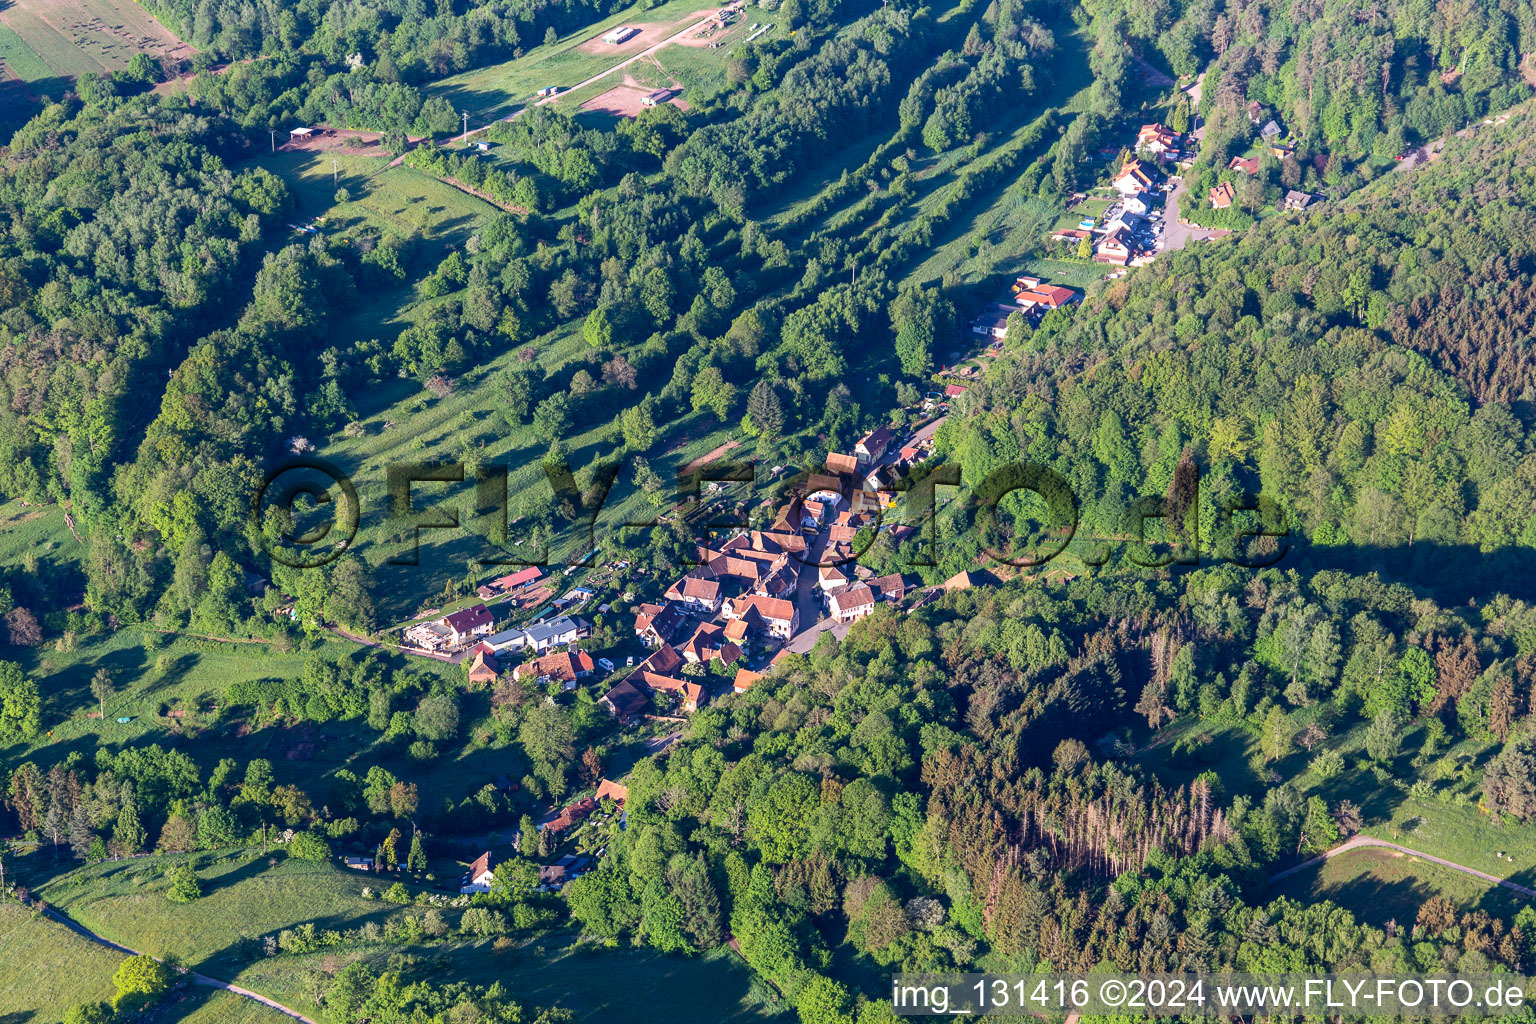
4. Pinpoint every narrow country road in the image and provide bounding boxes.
[38,905,321,1024]
[1267,835,1536,899]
